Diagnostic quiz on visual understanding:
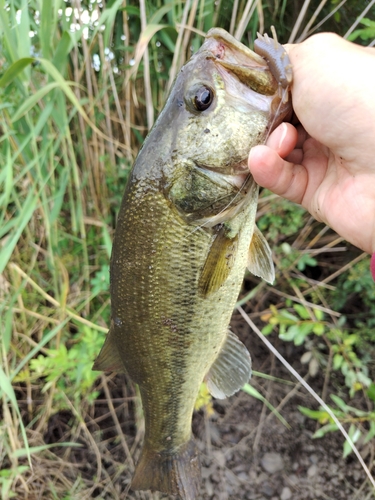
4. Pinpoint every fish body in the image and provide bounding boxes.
[94,28,292,499]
